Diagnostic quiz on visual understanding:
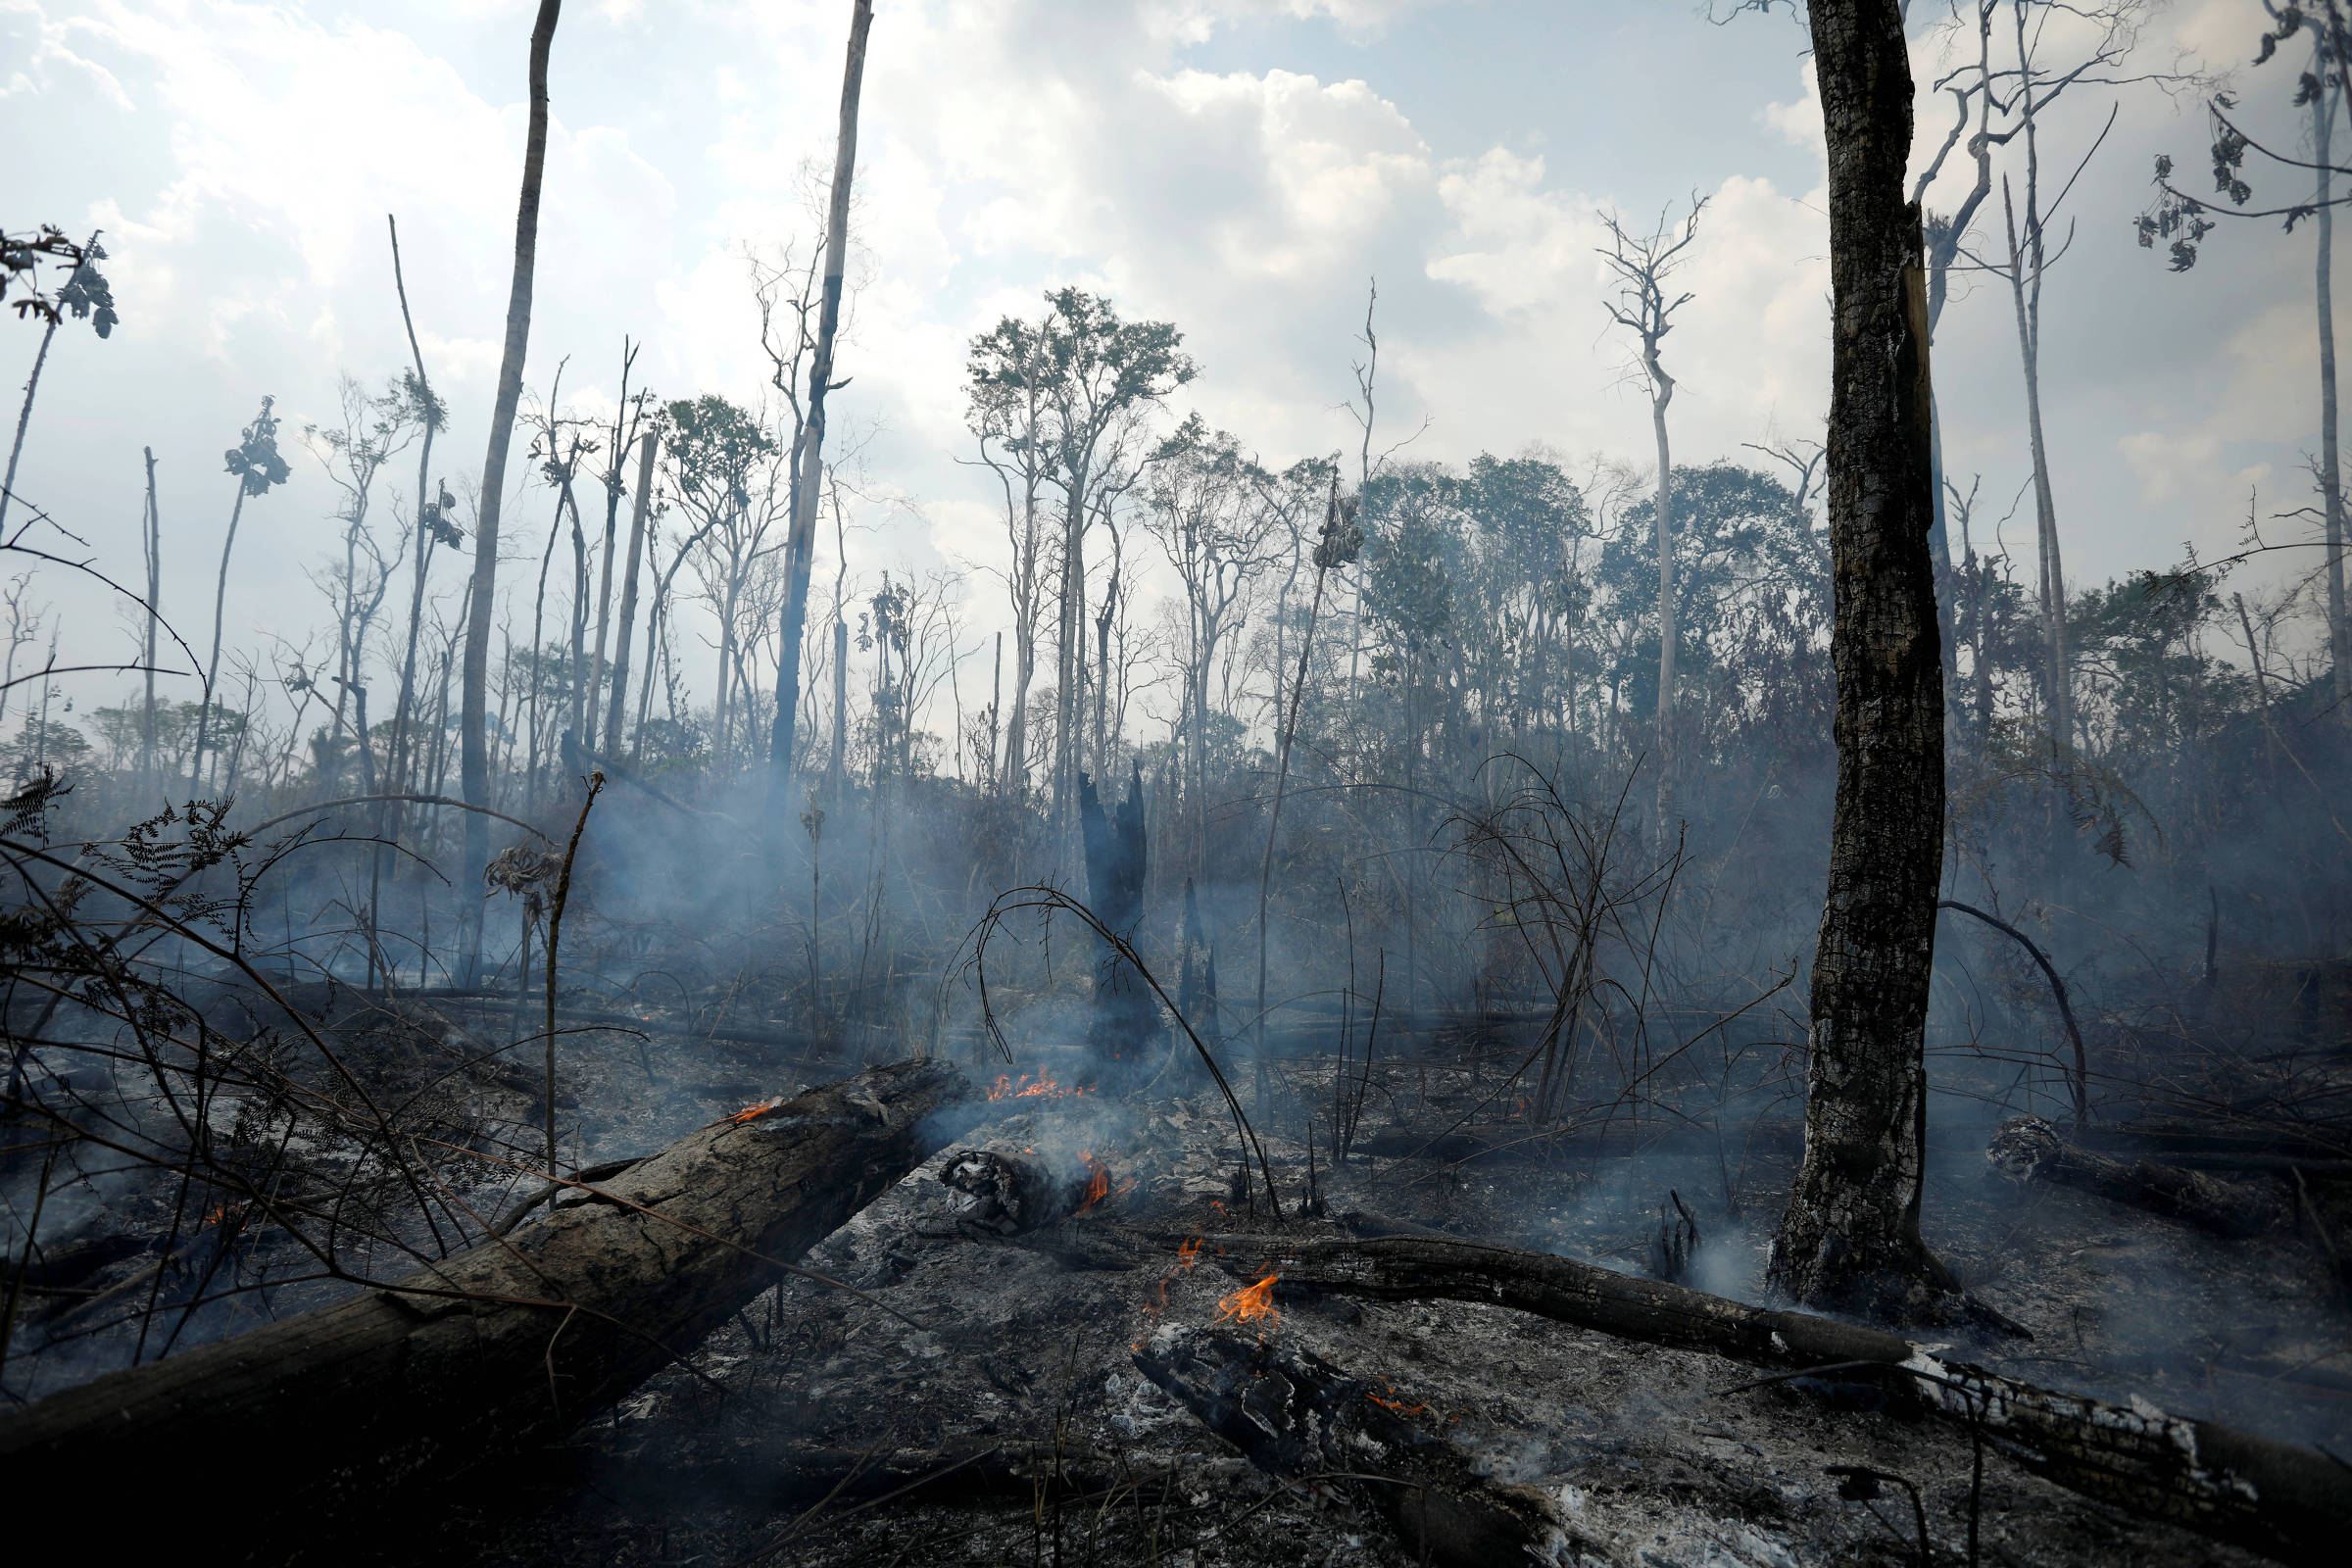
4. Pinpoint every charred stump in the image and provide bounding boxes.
[1080,762,1159,1062]
[0,1059,977,1552]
